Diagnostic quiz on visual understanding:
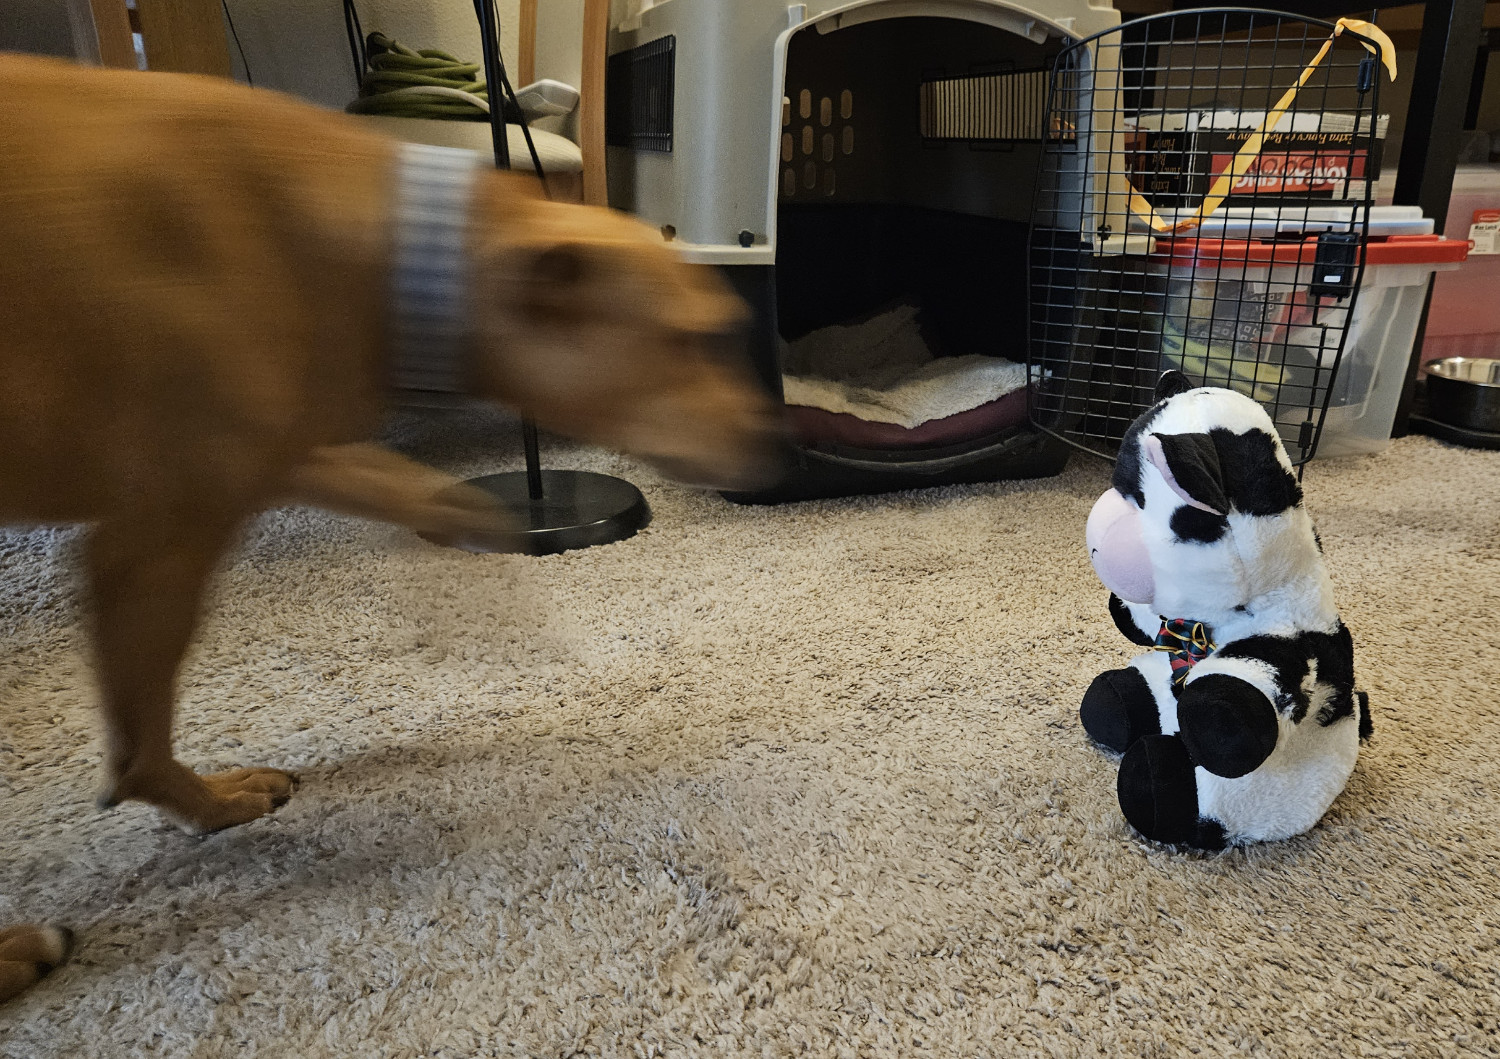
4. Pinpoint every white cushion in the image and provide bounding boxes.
[353,115,584,174]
